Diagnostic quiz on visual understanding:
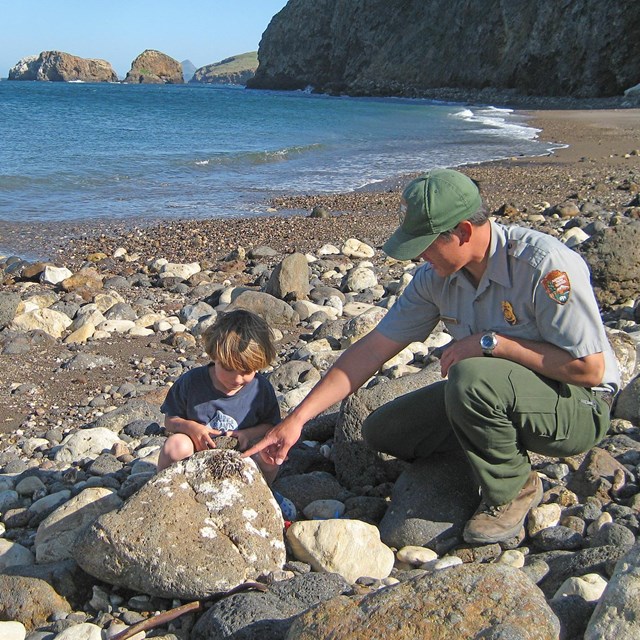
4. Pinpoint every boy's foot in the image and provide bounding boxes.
[463,472,543,544]
[273,491,297,521]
